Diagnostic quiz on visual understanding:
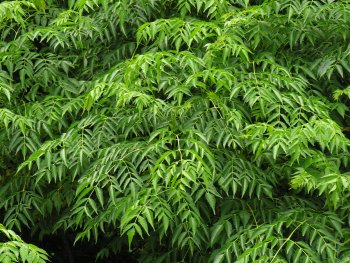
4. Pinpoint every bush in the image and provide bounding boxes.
[1,0,350,262]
